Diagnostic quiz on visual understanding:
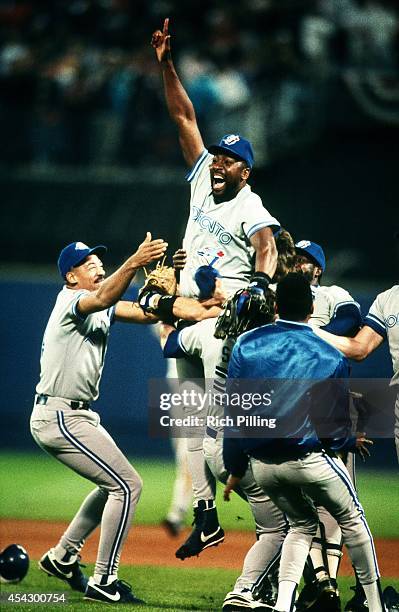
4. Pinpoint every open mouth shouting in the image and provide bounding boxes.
[211,173,226,193]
